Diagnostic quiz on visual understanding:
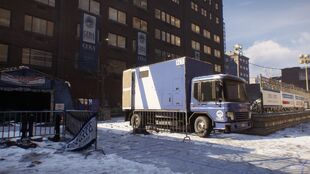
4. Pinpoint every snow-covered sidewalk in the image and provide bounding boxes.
[0,117,309,174]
